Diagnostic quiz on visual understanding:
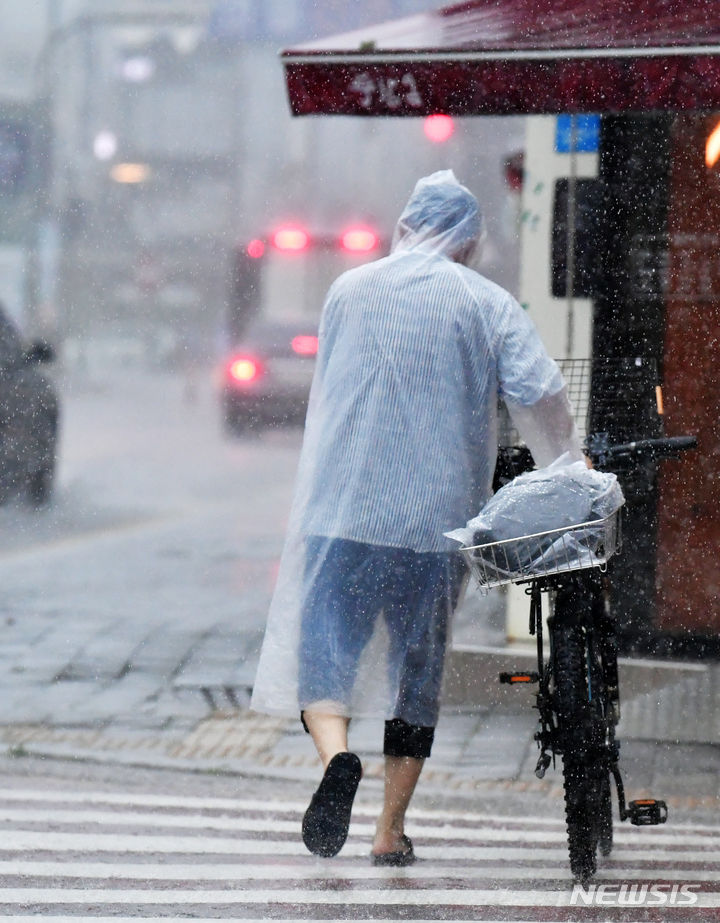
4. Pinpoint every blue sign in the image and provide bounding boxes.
[555,115,600,153]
